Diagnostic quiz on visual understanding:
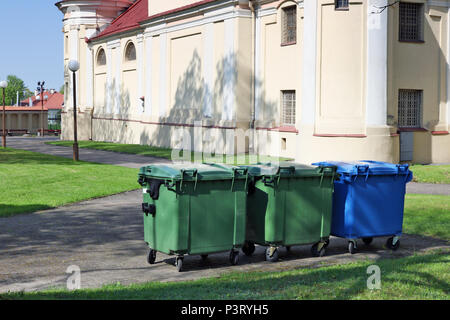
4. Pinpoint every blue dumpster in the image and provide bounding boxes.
[312,160,413,254]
